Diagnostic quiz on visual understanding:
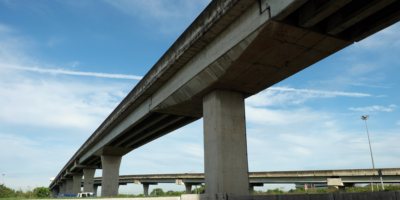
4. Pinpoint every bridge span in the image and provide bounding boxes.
[49,0,400,197]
